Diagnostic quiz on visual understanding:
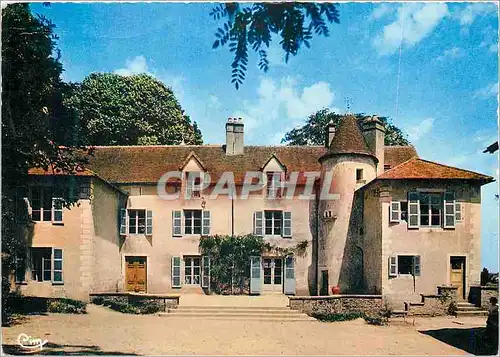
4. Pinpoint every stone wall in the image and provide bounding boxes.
[469,285,499,308]
[289,295,383,315]
[89,292,179,311]
[406,293,455,317]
